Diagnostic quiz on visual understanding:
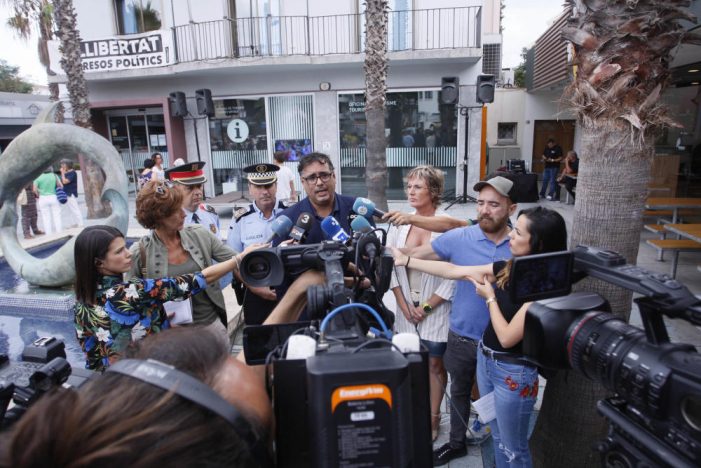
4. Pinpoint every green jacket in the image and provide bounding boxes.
[128,225,236,326]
